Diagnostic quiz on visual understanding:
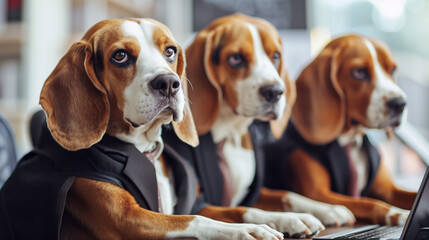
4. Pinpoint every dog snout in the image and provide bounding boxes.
[259,84,283,103]
[150,74,181,97]
[387,97,406,116]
